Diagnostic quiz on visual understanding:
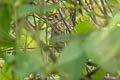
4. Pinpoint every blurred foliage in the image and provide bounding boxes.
[0,0,120,80]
